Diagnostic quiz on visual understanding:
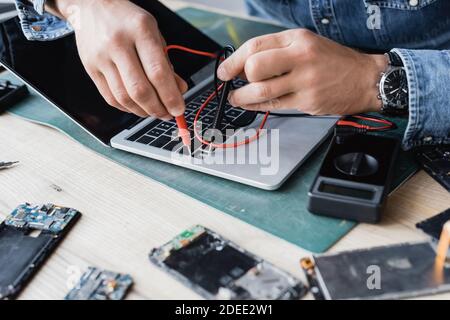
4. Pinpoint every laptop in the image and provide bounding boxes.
[0,0,337,190]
